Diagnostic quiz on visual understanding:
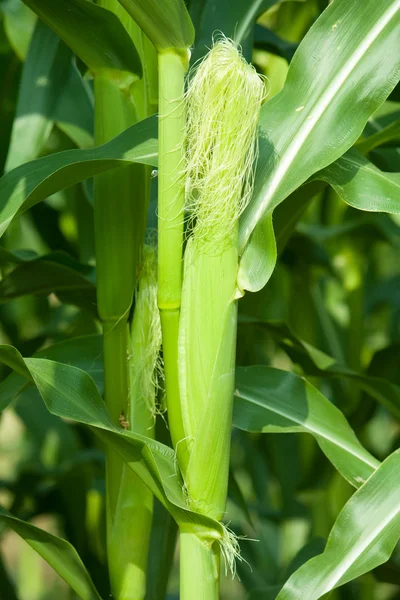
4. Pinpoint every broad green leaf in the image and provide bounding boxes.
[239,0,400,286]
[0,334,103,412]
[1,0,36,60]
[117,0,194,51]
[0,346,224,538]
[314,149,400,214]
[0,116,157,237]
[0,506,102,600]
[23,0,142,85]
[0,251,96,312]
[234,366,379,488]
[276,449,400,599]
[246,319,400,419]
[5,20,71,171]
[237,212,276,293]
